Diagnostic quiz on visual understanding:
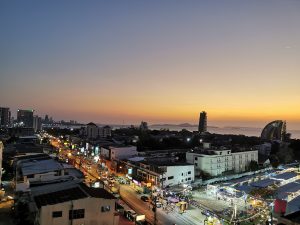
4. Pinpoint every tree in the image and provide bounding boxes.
[248,160,259,171]
[289,139,300,160]
[269,154,280,168]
